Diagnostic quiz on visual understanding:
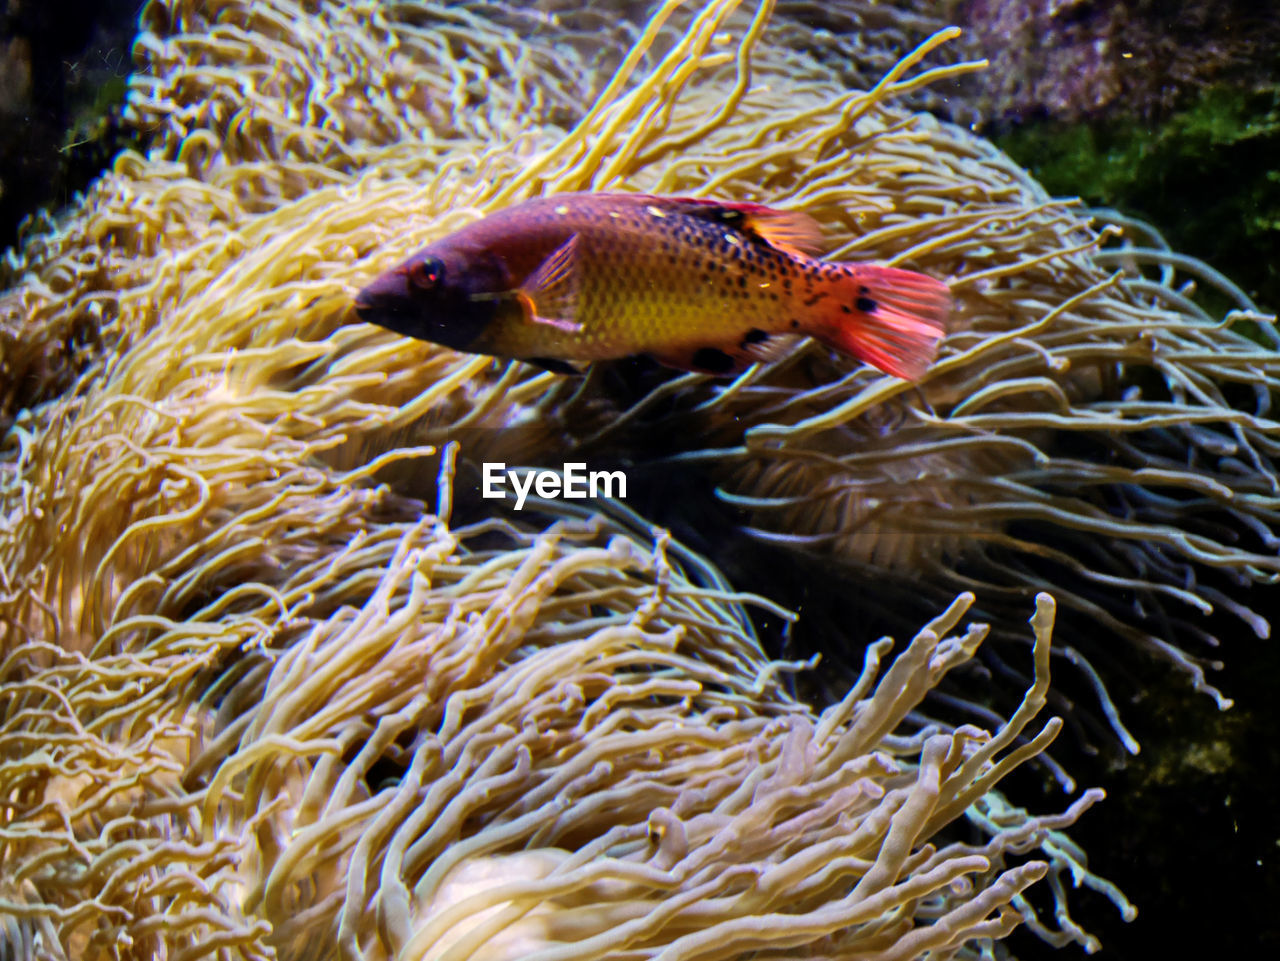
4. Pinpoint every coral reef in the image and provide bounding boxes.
[0,1,1133,959]
[0,493,1111,956]
[5,0,1279,957]
[498,18,1280,752]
